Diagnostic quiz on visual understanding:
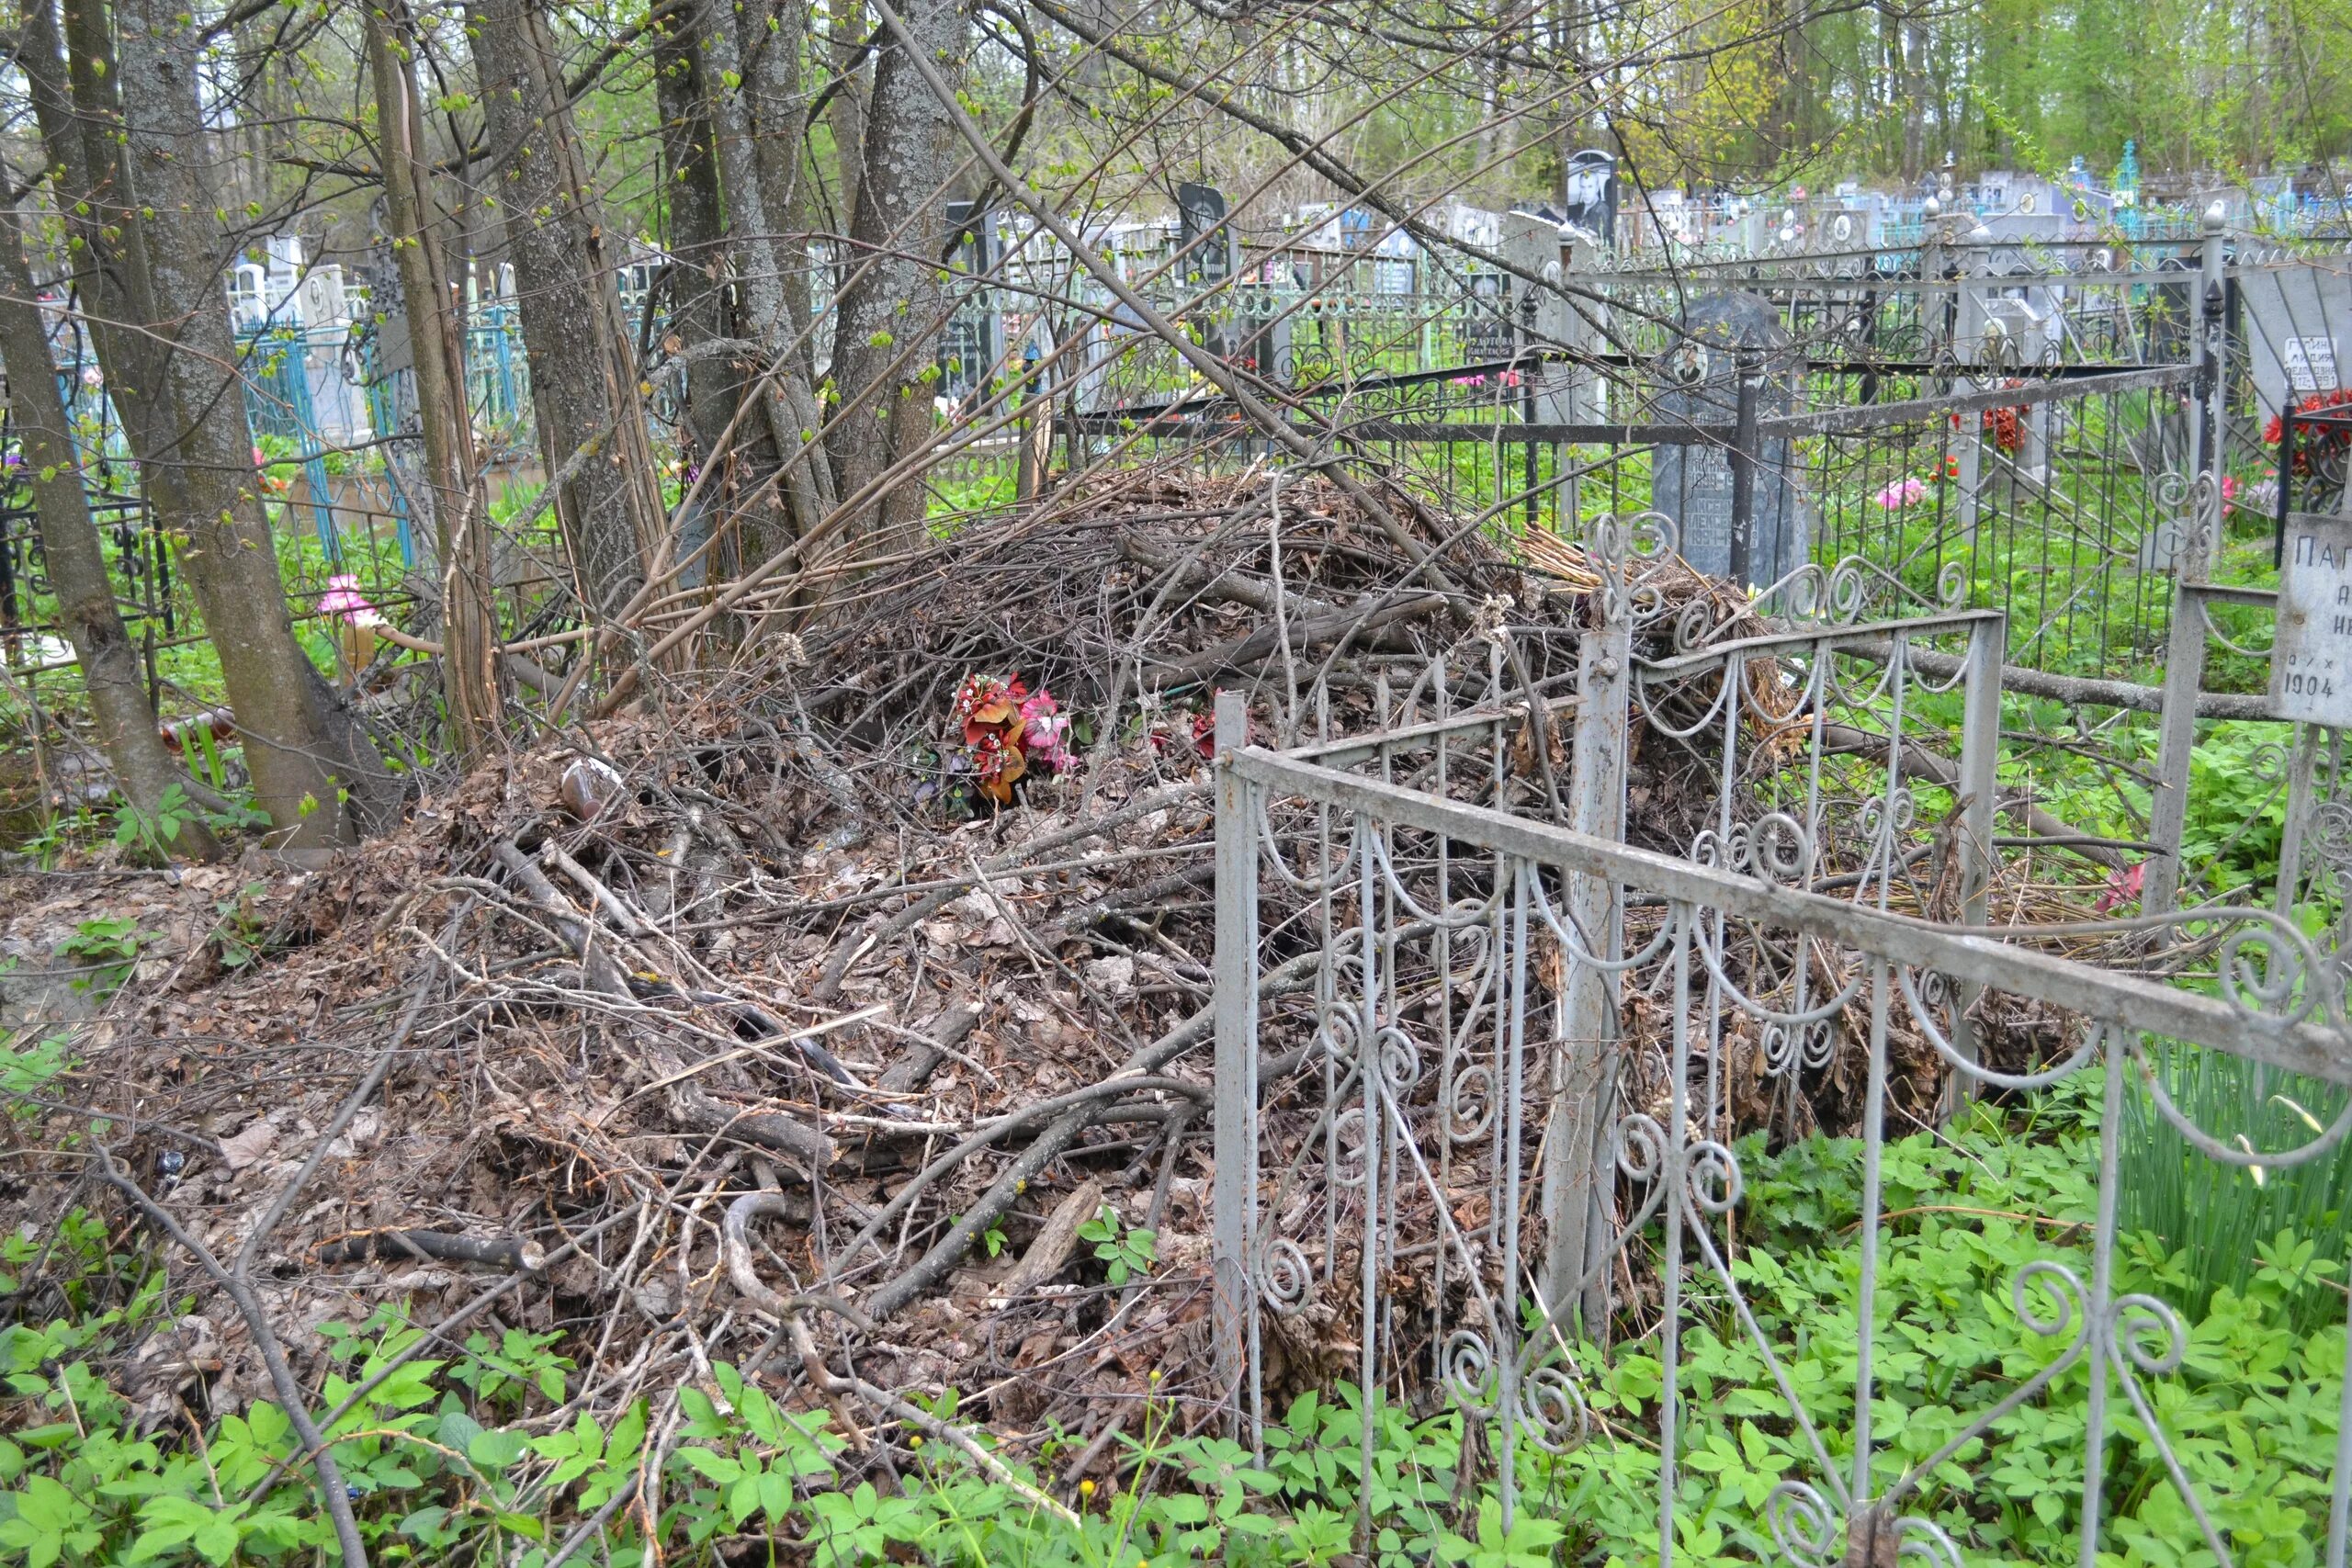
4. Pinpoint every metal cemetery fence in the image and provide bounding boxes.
[1206,525,2352,1564]
[1042,210,2352,695]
